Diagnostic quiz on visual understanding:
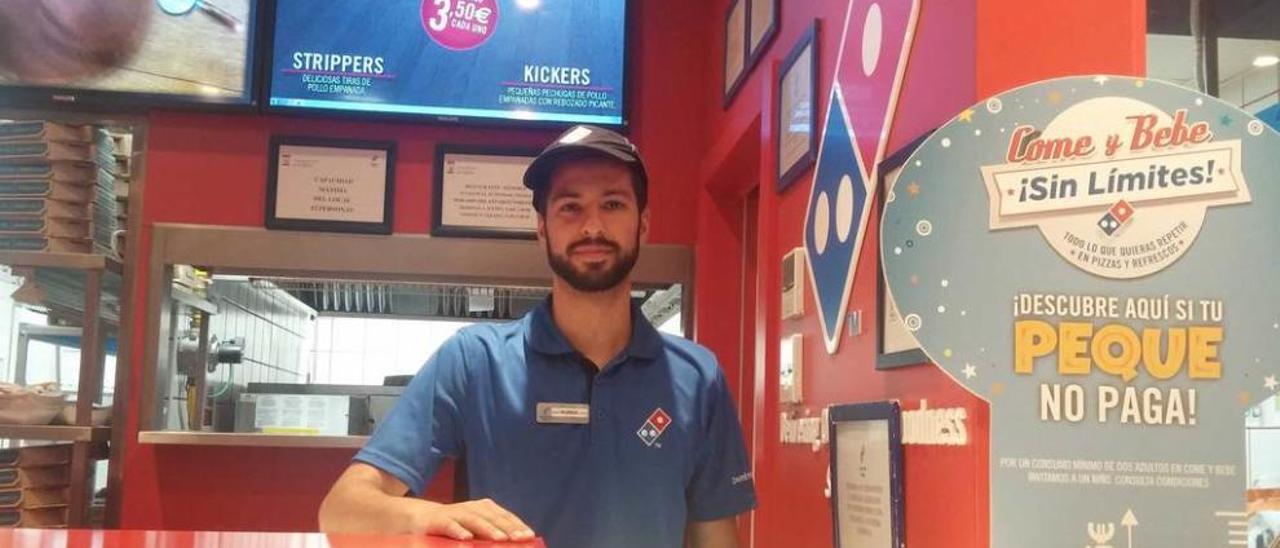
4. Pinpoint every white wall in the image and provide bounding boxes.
[0,268,24,383]
[205,280,314,388]
[1250,428,1280,488]
[308,316,470,385]
[1145,34,1280,112]
[1219,66,1279,113]
[0,267,116,401]
[657,312,682,336]
[1249,395,1280,488]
